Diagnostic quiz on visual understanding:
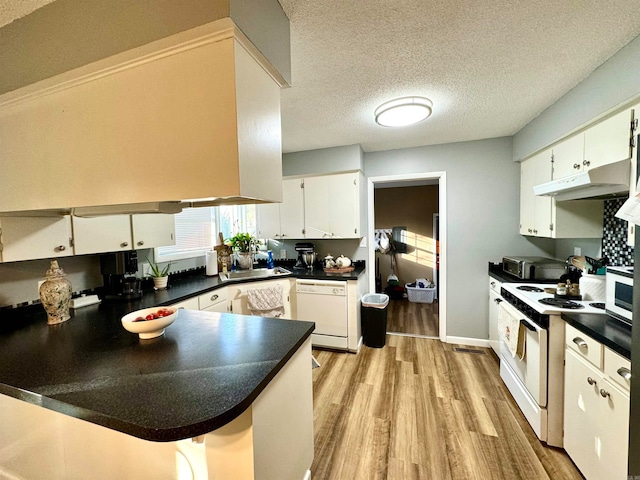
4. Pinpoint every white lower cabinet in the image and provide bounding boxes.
[0,216,74,262]
[564,326,630,480]
[170,297,199,310]
[228,278,293,319]
[488,276,502,355]
[198,288,229,312]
